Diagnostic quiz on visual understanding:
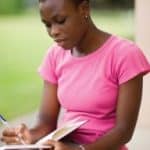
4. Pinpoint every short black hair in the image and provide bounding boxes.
[39,0,89,6]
